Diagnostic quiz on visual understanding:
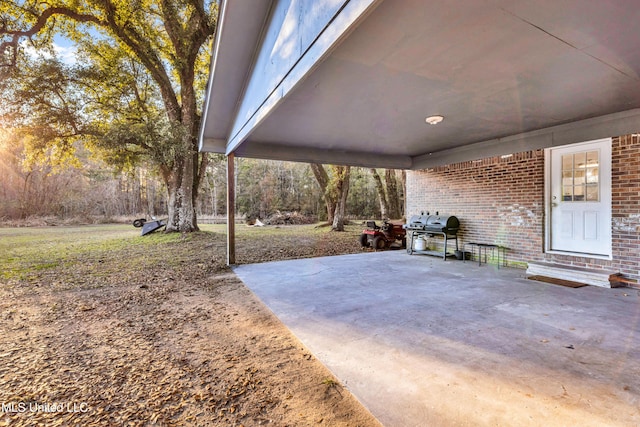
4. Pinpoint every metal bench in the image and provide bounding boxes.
[464,243,508,269]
